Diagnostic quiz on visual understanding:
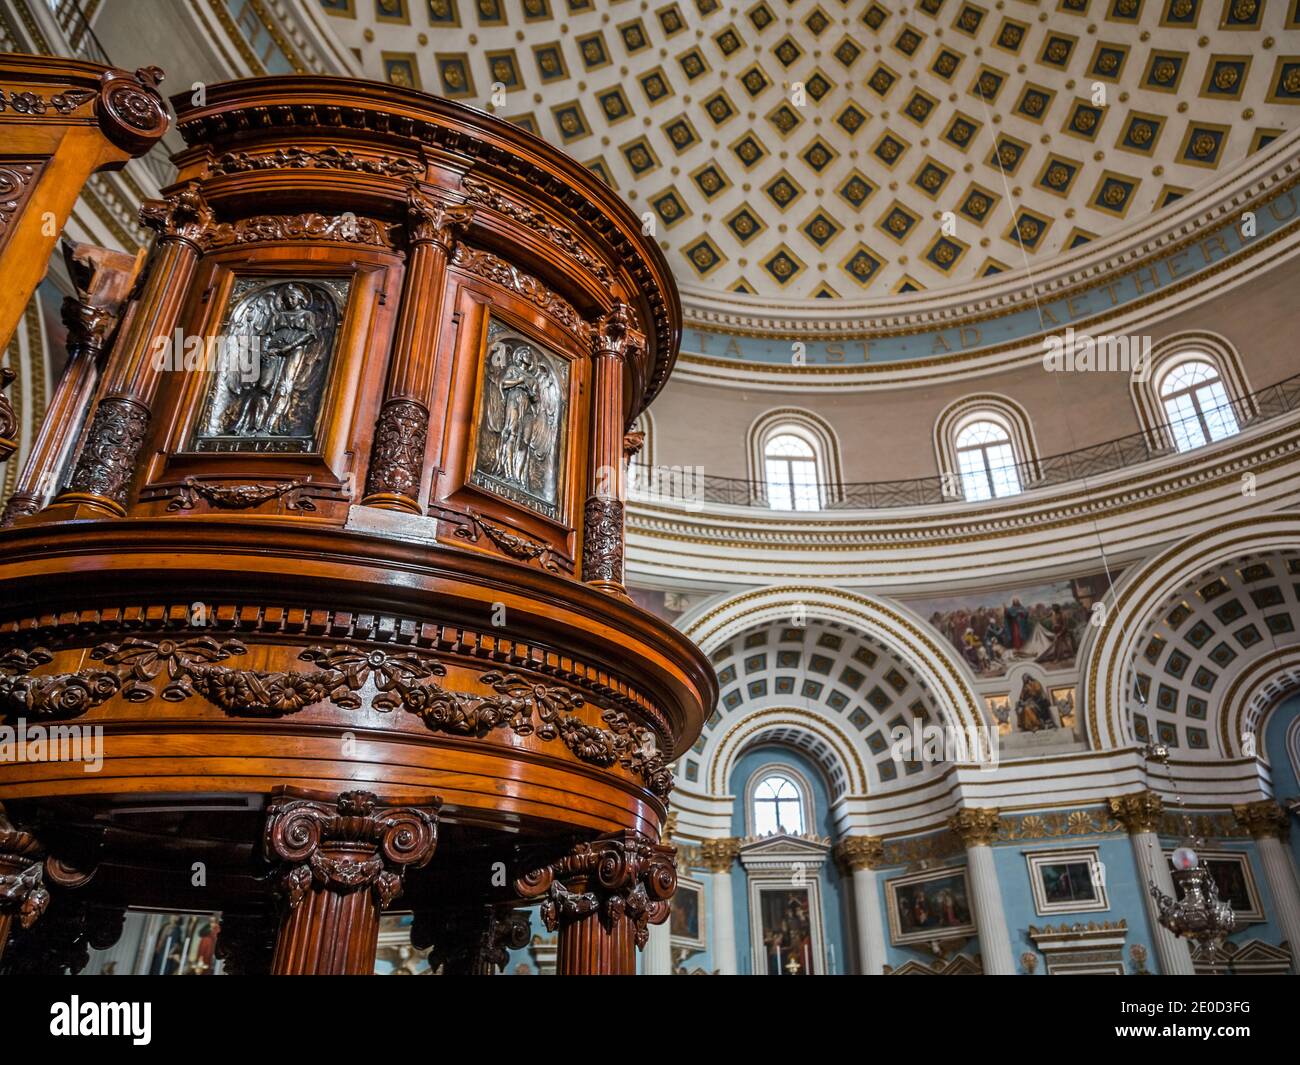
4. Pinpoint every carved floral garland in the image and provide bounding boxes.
[0,639,671,796]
